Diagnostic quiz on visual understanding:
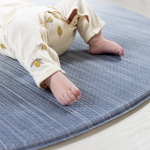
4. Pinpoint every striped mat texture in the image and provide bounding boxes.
[1,0,150,149]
